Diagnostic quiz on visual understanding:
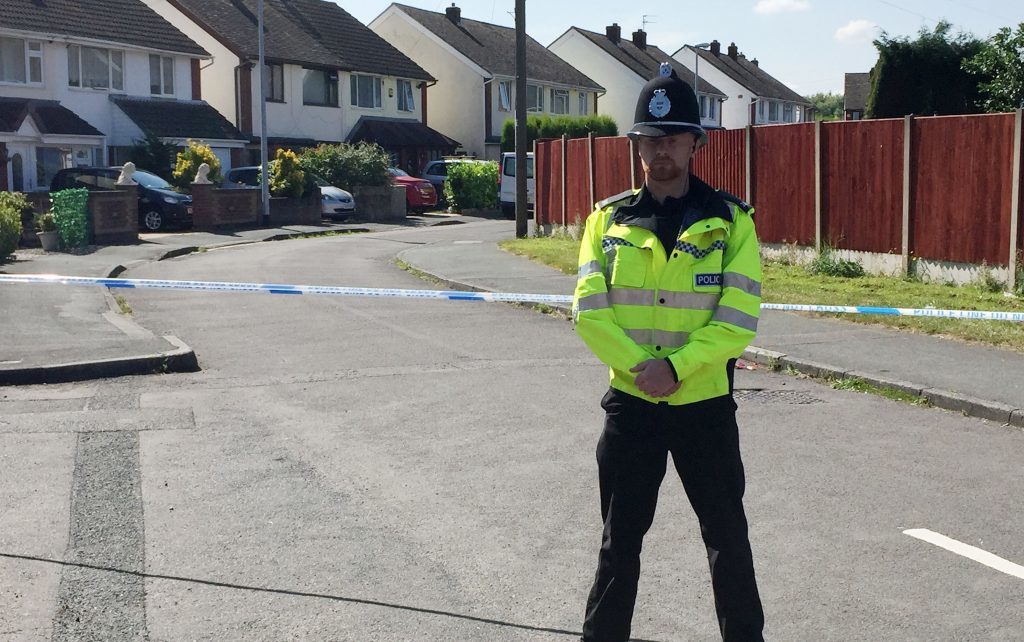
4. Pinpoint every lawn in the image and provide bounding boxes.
[499,236,1024,353]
